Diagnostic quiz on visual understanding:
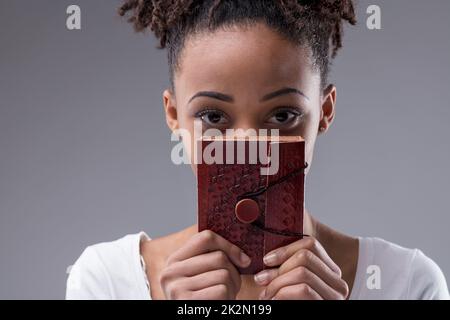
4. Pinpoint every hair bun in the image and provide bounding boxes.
[280,0,356,57]
[118,0,199,48]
